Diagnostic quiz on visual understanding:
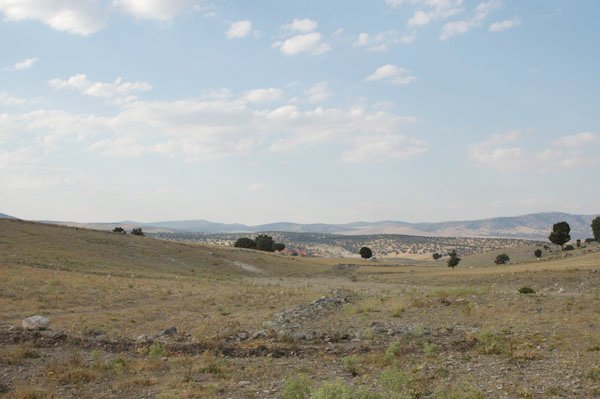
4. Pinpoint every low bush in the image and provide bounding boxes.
[518,286,535,295]
[494,253,510,265]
